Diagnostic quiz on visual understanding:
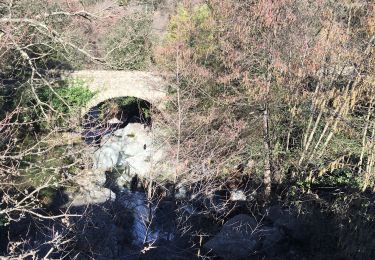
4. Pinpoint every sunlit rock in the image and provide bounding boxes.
[229,189,247,201]
[93,122,168,184]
